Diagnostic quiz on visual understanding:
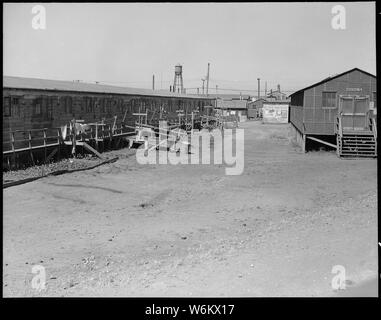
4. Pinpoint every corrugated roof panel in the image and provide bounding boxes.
[3,76,209,100]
